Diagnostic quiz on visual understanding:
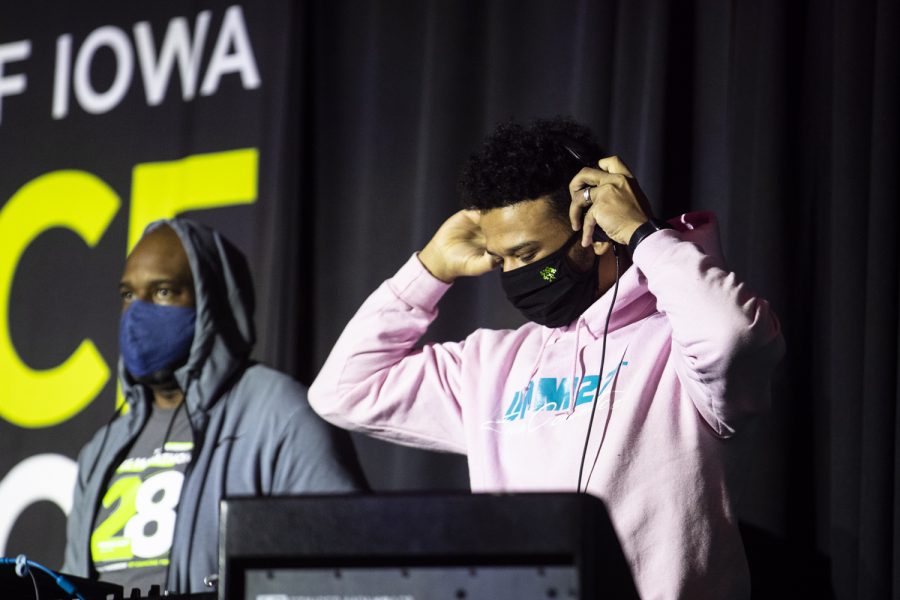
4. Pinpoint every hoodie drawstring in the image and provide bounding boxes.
[166,371,199,594]
[514,329,555,416]
[566,318,585,416]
